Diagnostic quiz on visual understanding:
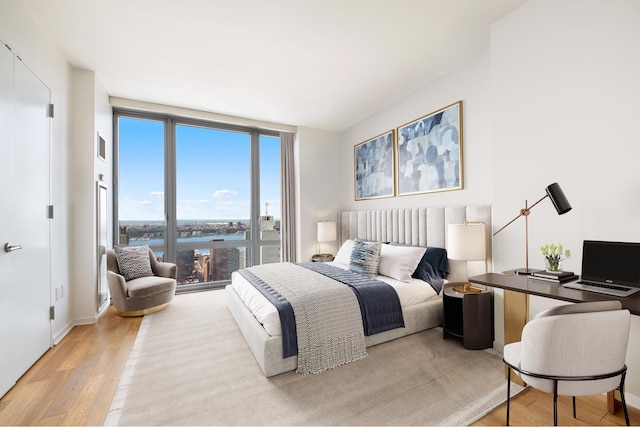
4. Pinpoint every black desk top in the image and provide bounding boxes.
[469,273,640,316]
